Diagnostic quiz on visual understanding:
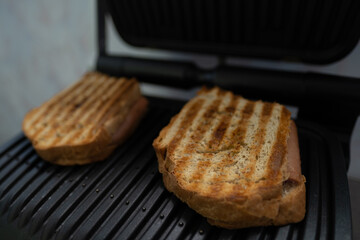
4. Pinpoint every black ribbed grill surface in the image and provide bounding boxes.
[106,0,360,63]
[0,97,352,239]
